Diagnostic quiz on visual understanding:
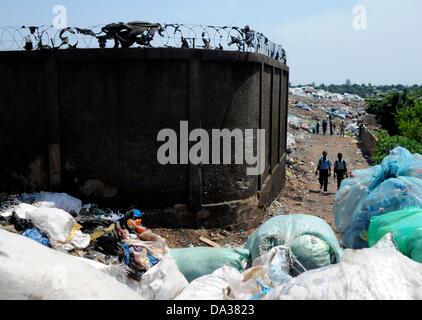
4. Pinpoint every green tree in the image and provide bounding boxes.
[396,102,422,142]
